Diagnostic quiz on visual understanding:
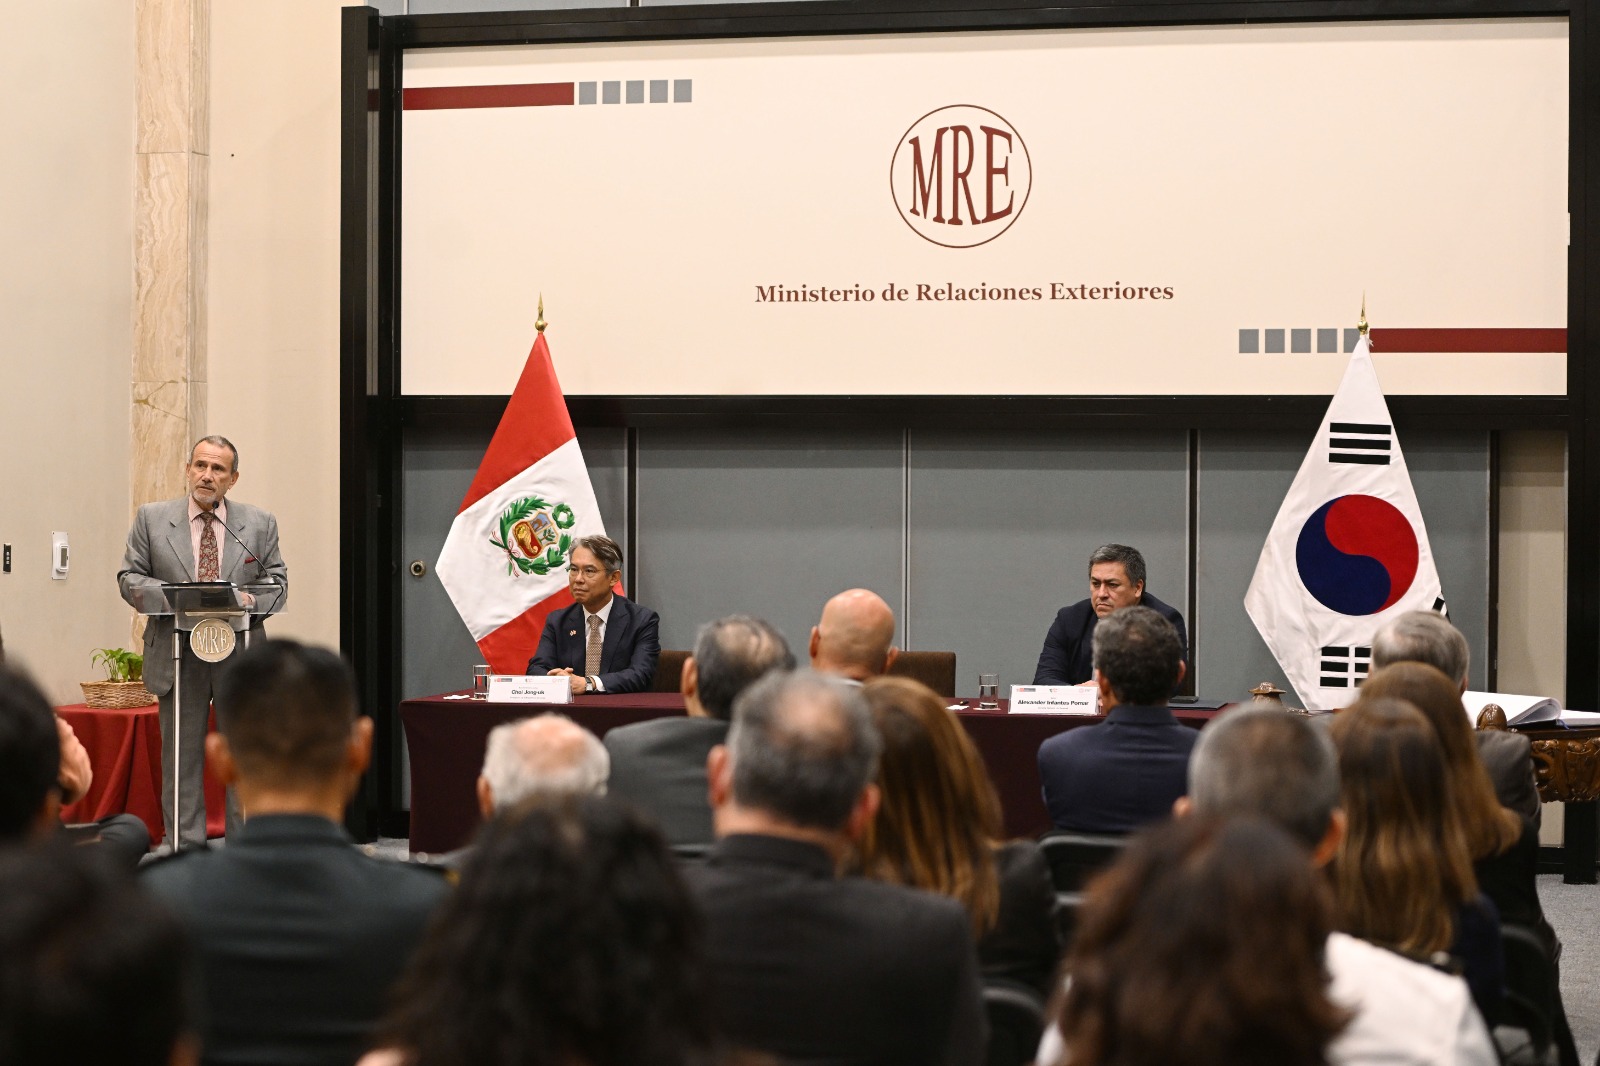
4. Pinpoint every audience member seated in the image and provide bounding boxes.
[1177,705,1497,1066]
[1331,697,1504,1021]
[857,676,1059,997]
[686,669,985,1066]
[1033,543,1188,687]
[528,534,660,695]
[809,588,899,682]
[0,662,149,867]
[359,797,739,1066]
[1042,817,1350,1066]
[0,841,196,1066]
[1036,606,1194,833]
[1370,610,1539,827]
[606,615,794,847]
[1360,663,1578,1065]
[143,640,448,1066]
